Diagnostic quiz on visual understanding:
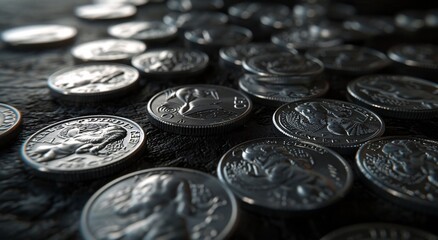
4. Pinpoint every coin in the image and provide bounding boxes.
[387,44,438,72]
[293,3,327,26]
[48,64,139,102]
[356,136,438,214]
[306,45,390,75]
[167,0,224,12]
[395,10,426,32]
[80,167,238,240]
[426,9,438,27]
[1,24,77,49]
[71,39,146,63]
[147,84,252,135]
[321,223,438,240]
[347,75,438,119]
[273,99,385,152]
[163,11,228,32]
[228,2,289,23]
[75,4,136,21]
[343,16,395,37]
[0,103,22,143]
[131,48,209,78]
[239,75,329,107]
[217,138,353,214]
[94,0,149,7]
[260,13,295,32]
[108,21,177,43]
[21,115,146,181]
